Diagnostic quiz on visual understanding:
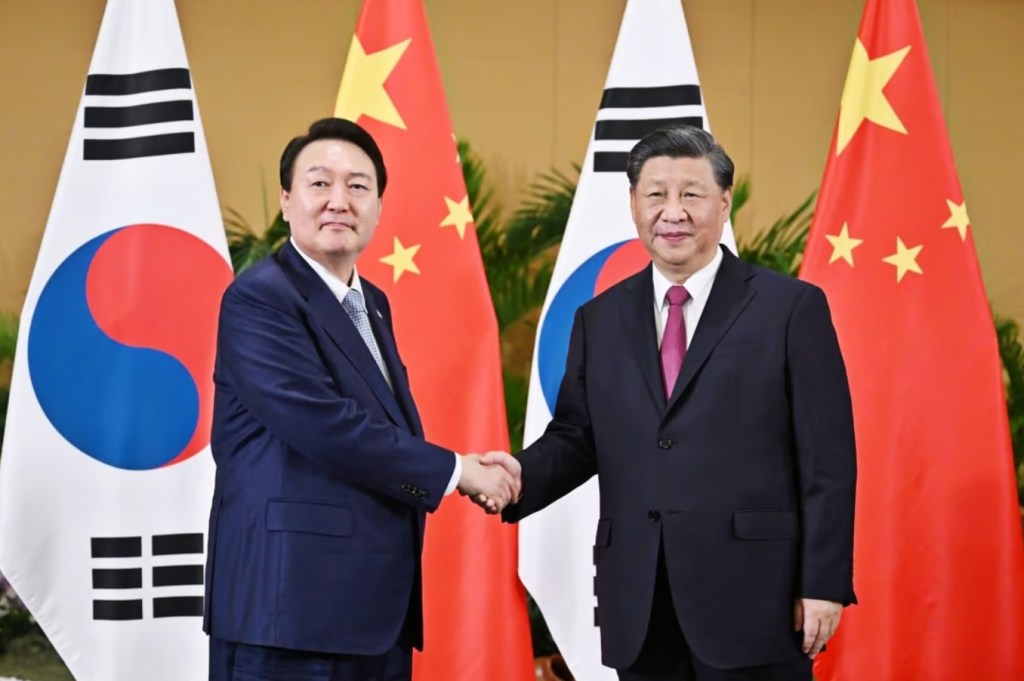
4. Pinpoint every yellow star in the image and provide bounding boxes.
[335,36,411,130]
[825,222,864,266]
[882,237,923,282]
[439,195,474,239]
[941,199,970,241]
[379,237,421,283]
[836,39,911,155]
